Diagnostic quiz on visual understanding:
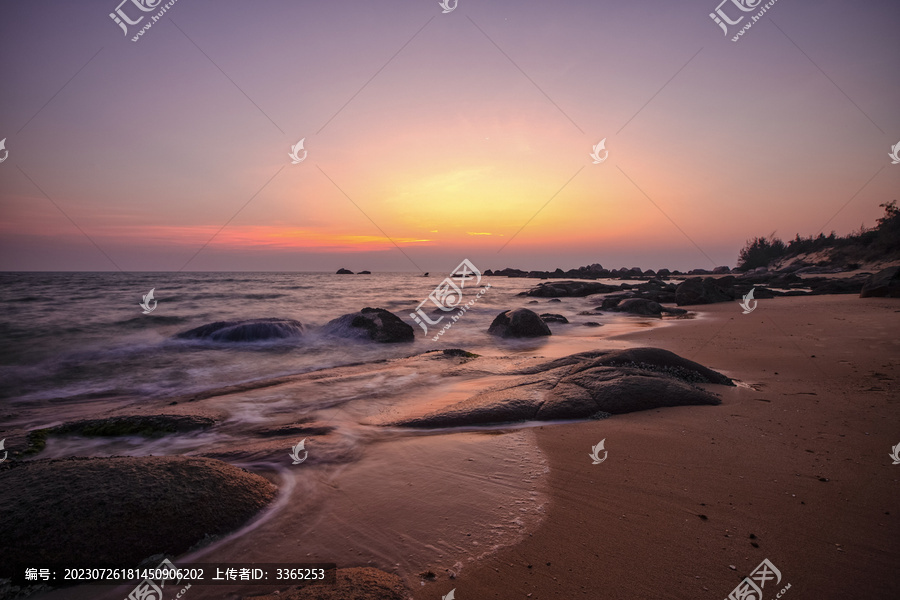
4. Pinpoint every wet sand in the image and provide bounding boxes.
[422,295,900,599]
